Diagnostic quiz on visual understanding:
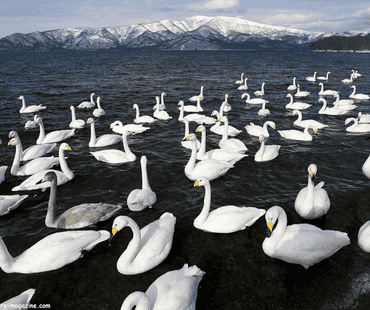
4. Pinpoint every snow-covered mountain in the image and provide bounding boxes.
[0,15,326,52]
